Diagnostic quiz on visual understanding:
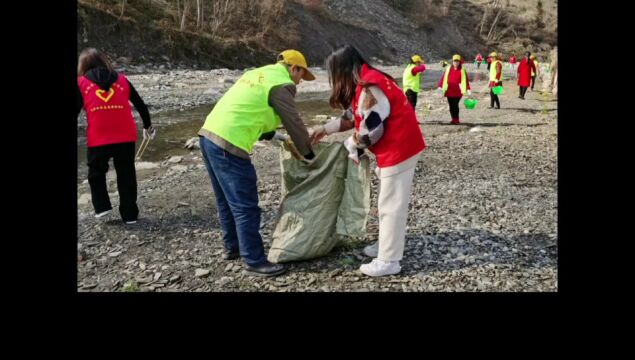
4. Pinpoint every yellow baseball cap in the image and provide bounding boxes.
[411,55,423,63]
[489,52,498,57]
[452,54,461,61]
[278,50,315,81]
